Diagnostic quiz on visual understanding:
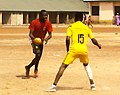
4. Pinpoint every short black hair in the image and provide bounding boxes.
[75,12,83,22]
[40,10,47,15]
